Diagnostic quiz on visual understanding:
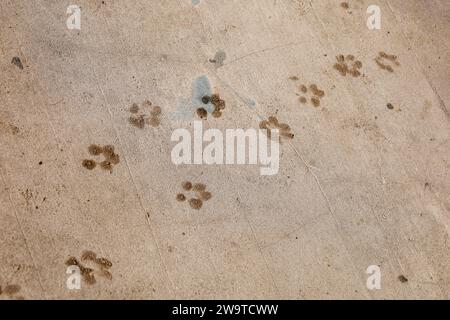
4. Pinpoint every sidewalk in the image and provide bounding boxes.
[0,0,448,299]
